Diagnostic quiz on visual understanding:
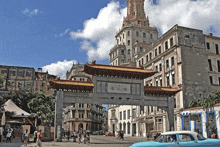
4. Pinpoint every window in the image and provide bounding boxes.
[164,135,177,142]
[123,111,126,120]
[123,122,126,133]
[157,106,159,111]
[139,60,141,66]
[128,31,130,36]
[132,109,136,118]
[82,114,84,118]
[12,71,16,76]
[140,106,144,114]
[155,49,157,57]
[141,58,143,65]
[160,79,162,87]
[127,122,130,134]
[18,70,24,77]
[155,66,158,71]
[121,50,124,55]
[82,104,84,107]
[159,46,161,54]
[172,73,175,85]
[165,41,168,50]
[72,103,75,107]
[136,31,139,37]
[120,112,122,120]
[166,59,169,68]
[170,37,173,47]
[185,35,190,39]
[150,34,152,39]
[18,82,22,88]
[1,70,7,74]
[179,134,195,142]
[120,37,121,41]
[146,55,148,62]
[127,110,130,119]
[123,34,124,39]
[140,47,143,52]
[156,80,158,86]
[208,59,212,71]
[128,40,130,46]
[207,42,210,49]
[128,49,130,55]
[150,53,152,60]
[174,98,176,108]
[167,76,170,86]
[171,57,174,66]
[119,123,122,131]
[159,64,162,71]
[79,103,81,107]
[216,44,219,54]
[79,114,81,118]
[143,33,146,38]
[218,60,220,72]
[26,71,31,77]
[210,76,213,84]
